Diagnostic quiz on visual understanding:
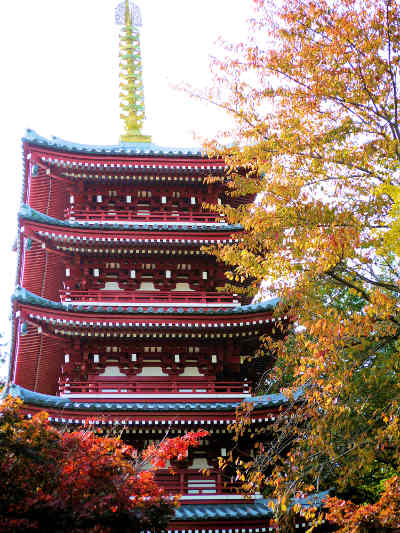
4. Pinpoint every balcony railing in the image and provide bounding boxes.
[155,470,238,498]
[65,208,225,224]
[58,378,250,398]
[60,290,239,307]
